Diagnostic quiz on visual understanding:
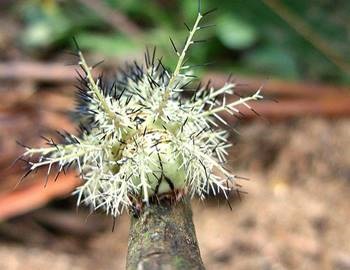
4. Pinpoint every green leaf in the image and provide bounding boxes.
[243,46,299,79]
[76,33,141,57]
[216,14,257,50]
[21,14,71,48]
